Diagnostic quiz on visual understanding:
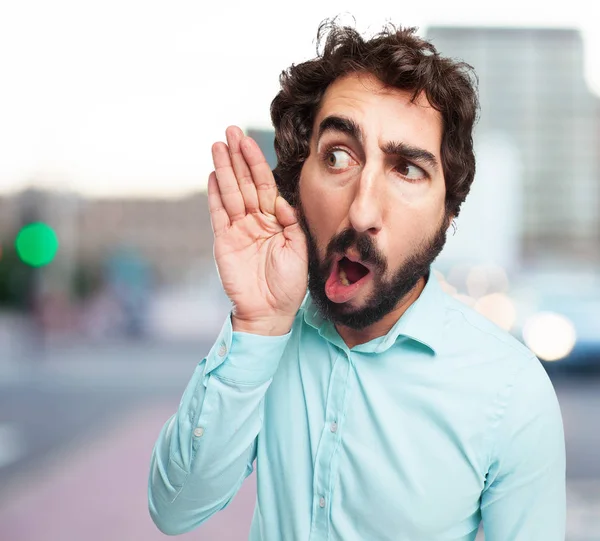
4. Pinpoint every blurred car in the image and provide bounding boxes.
[510,271,600,372]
